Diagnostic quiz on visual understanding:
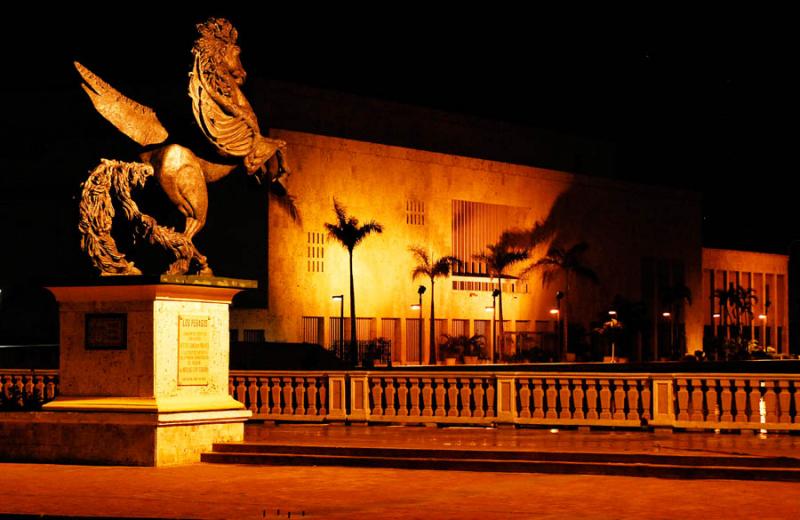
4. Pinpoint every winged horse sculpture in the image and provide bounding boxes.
[76,17,294,276]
